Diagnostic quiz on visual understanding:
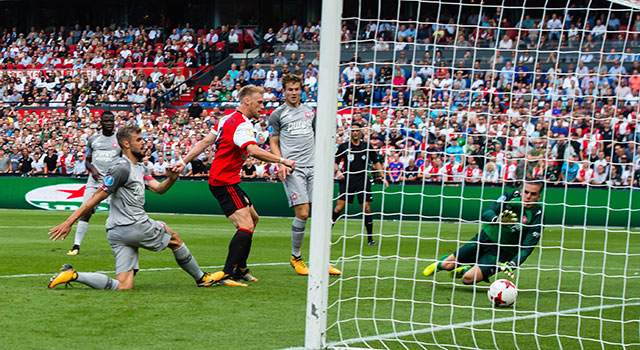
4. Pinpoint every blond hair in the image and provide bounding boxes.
[237,85,264,103]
